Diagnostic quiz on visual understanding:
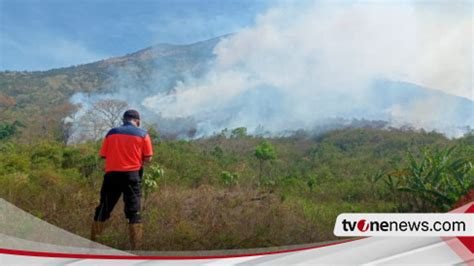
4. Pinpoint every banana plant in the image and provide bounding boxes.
[383,146,473,211]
